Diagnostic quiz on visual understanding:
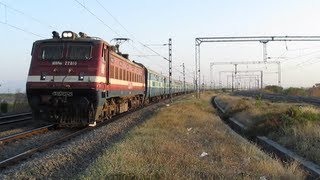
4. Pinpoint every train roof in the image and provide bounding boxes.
[34,37,108,45]
[33,31,109,45]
